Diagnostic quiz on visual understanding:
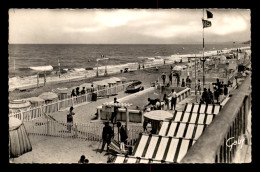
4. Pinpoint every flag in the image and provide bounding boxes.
[206,10,213,18]
[202,19,211,28]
